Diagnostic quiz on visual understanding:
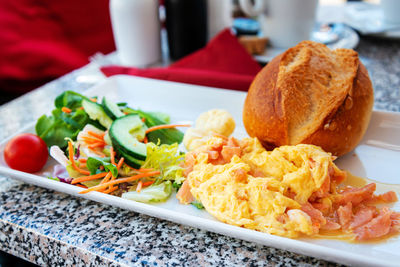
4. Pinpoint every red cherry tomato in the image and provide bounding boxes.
[4,133,48,173]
